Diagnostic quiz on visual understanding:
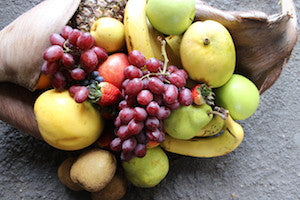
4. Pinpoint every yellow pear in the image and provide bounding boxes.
[180,20,236,88]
